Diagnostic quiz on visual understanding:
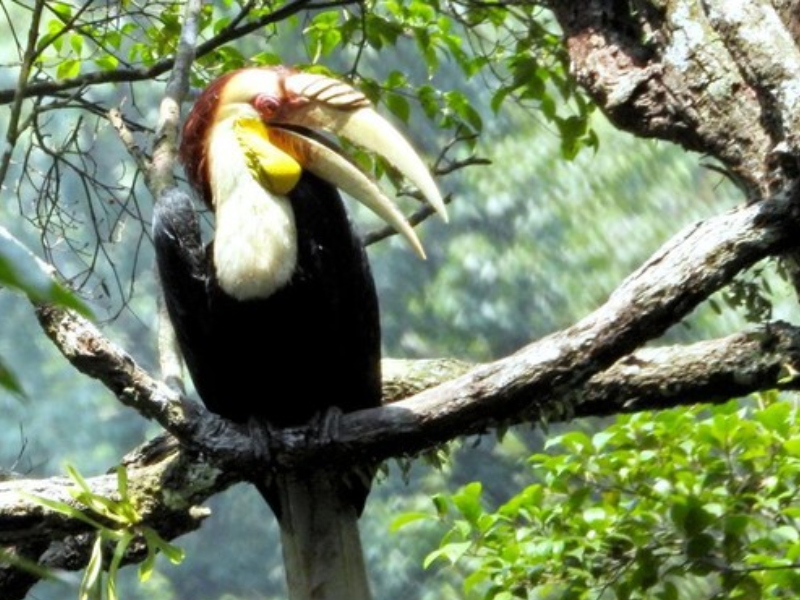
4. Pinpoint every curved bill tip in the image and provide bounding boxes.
[279,72,448,222]
[332,106,449,223]
[276,128,429,259]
